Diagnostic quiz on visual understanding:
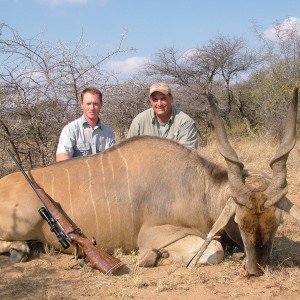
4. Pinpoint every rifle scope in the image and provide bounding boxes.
[39,207,70,249]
